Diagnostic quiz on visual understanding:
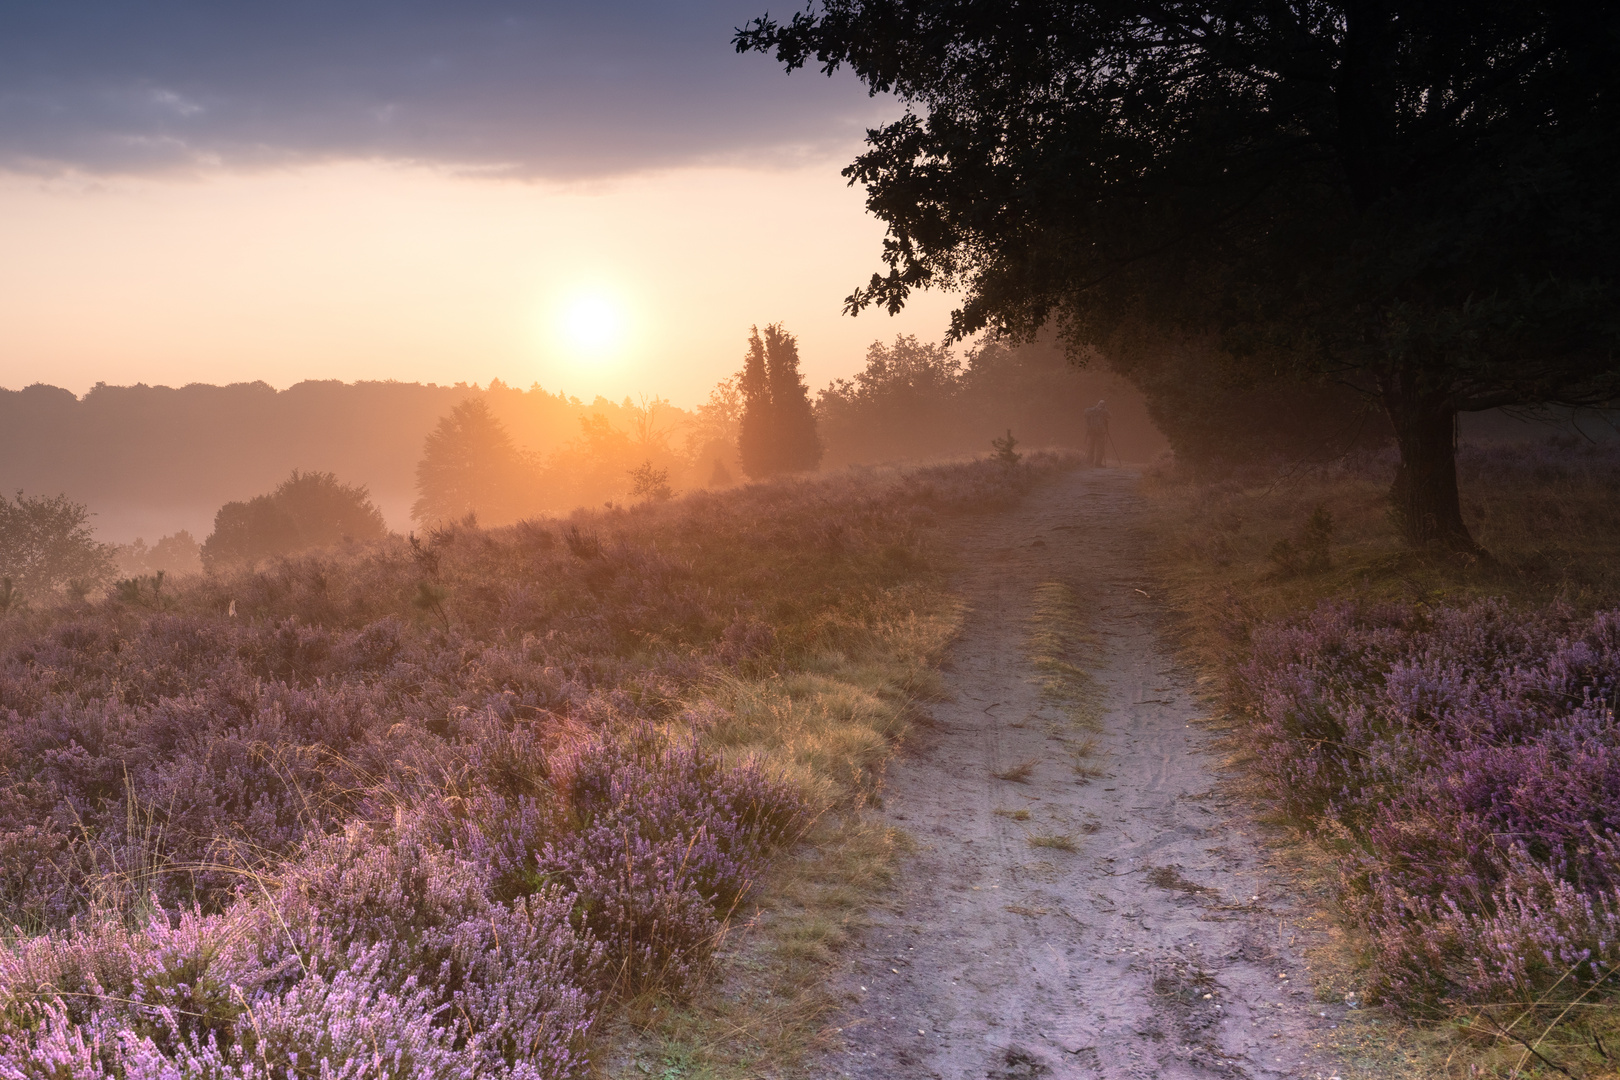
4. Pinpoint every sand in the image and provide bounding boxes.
[820,468,1349,1080]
